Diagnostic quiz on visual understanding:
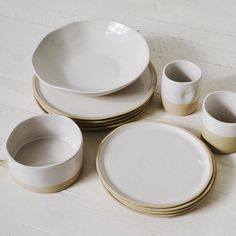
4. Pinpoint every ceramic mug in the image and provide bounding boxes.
[0,114,83,193]
[161,60,202,116]
[201,91,236,154]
